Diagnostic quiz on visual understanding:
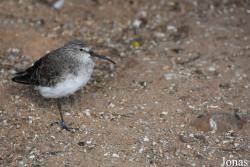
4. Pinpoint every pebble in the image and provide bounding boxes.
[179,134,196,143]
[108,103,115,108]
[65,112,71,116]
[176,109,184,114]
[3,120,7,126]
[160,111,168,117]
[132,19,142,28]
[112,153,120,158]
[28,116,33,124]
[154,32,165,38]
[83,109,91,117]
[161,111,168,115]
[208,66,216,72]
[86,140,92,145]
[167,25,177,32]
[29,155,35,159]
[139,147,144,154]
[143,136,150,142]
[164,72,180,80]
[103,152,109,157]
